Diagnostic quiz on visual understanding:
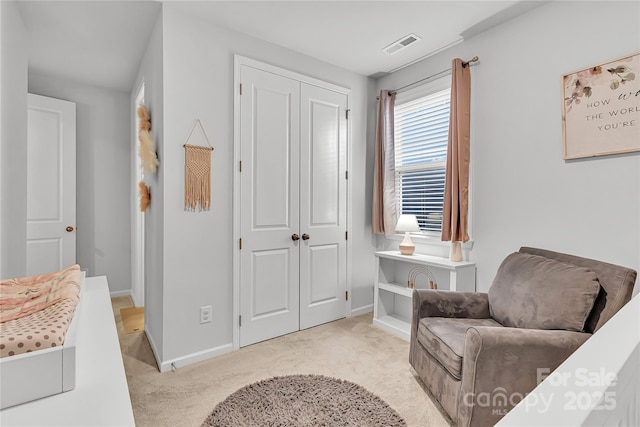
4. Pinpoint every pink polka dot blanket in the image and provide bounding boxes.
[0,265,82,358]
